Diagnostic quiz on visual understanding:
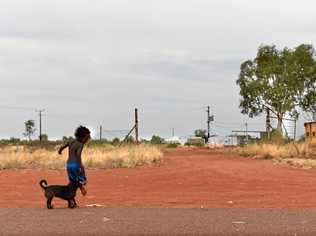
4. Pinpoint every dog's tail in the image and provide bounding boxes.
[39,179,48,190]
